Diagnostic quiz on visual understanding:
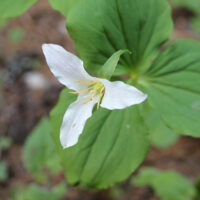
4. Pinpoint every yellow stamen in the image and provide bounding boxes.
[83,91,96,104]
[77,80,97,85]
[70,80,105,108]
[97,87,104,109]
[69,88,89,94]
[82,96,93,104]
